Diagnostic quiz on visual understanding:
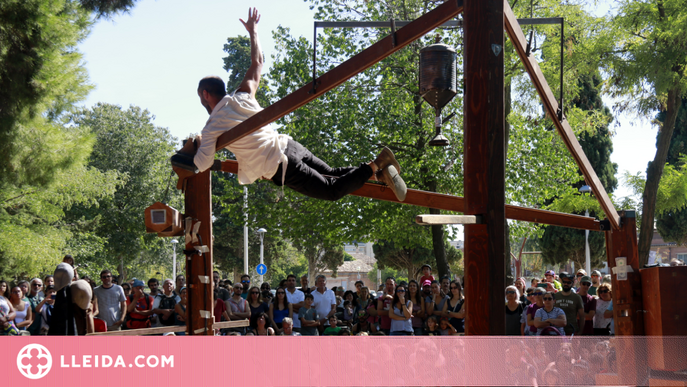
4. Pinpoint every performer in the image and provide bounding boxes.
[172,8,406,202]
